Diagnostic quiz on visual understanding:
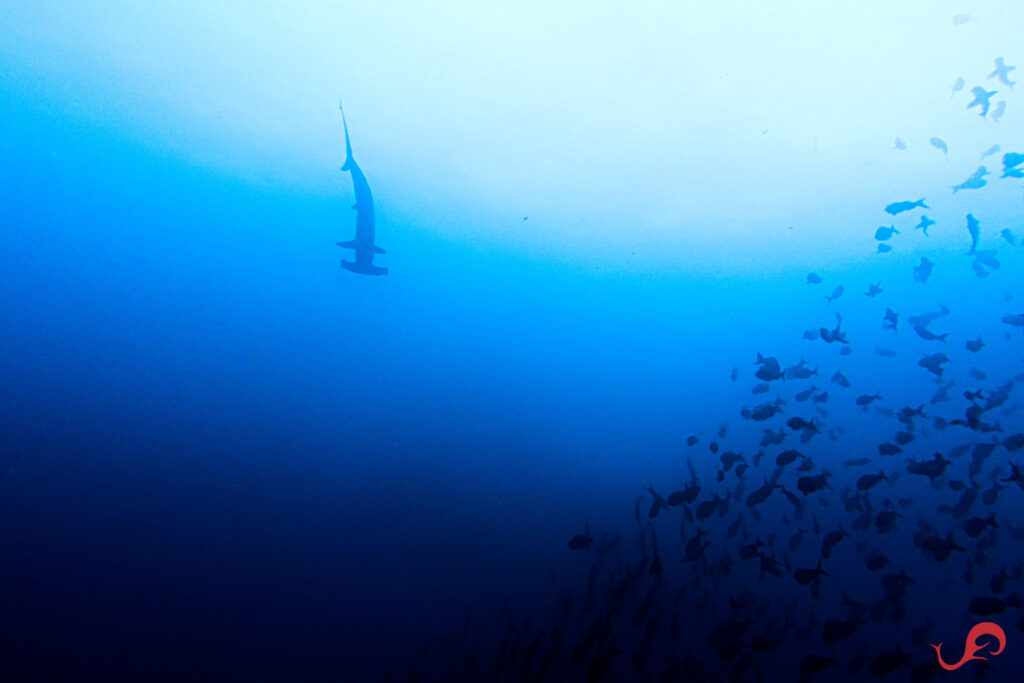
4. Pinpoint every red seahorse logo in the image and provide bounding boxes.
[930,622,1006,671]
